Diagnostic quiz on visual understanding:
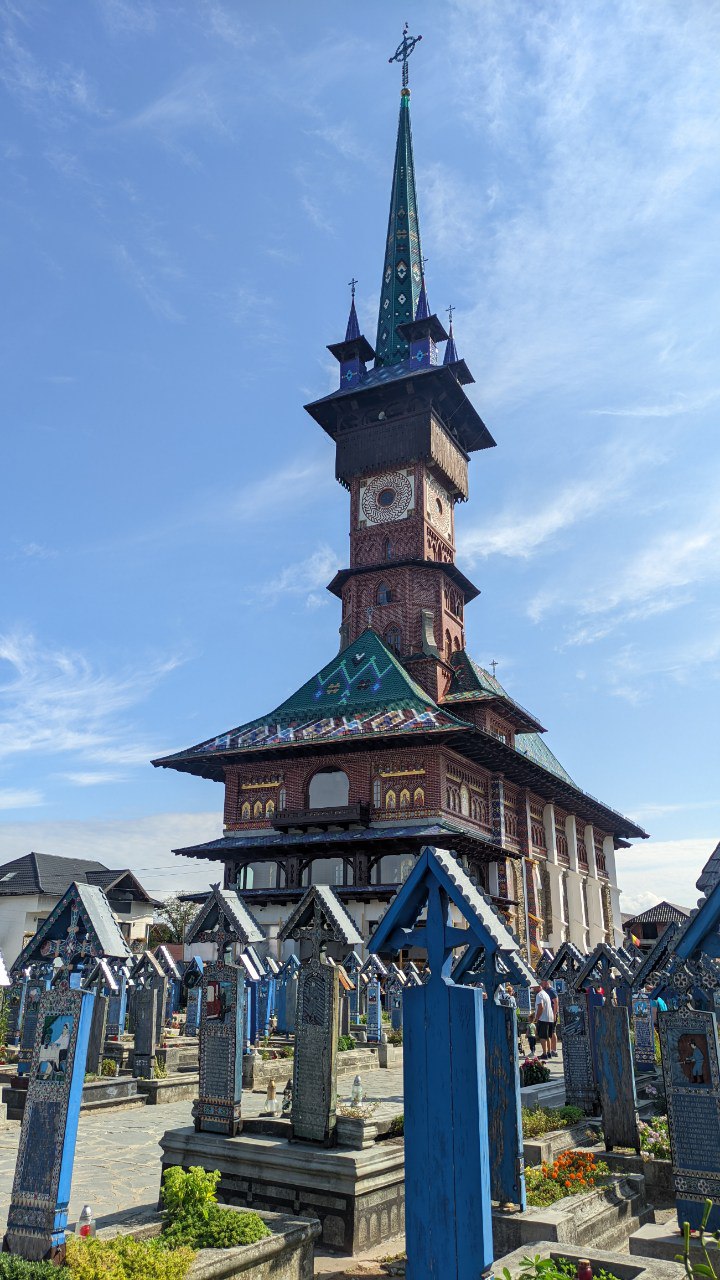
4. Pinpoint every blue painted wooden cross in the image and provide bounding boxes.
[369,845,530,1280]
